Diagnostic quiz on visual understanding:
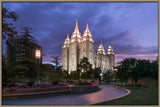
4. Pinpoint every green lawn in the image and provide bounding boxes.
[93,86,158,105]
